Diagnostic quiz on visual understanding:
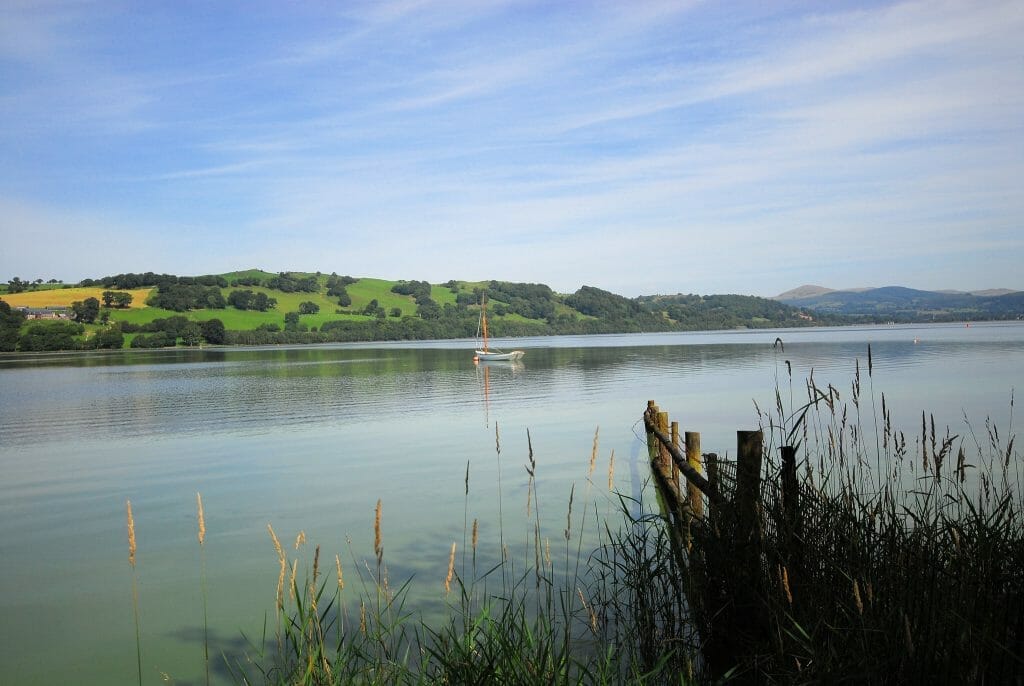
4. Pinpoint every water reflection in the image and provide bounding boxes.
[1,324,1022,685]
[2,326,1023,448]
